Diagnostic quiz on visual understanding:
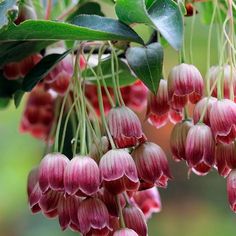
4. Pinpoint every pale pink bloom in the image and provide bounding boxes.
[132,187,162,219]
[193,97,217,126]
[123,205,148,236]
[210,99,236,144]
[170,120,193,161]
[78,198,111,235]
[107,106,145,148]
[132,142,172,188]
[186,124,215,176]
[38,153,69,193]
[113,228,139,236]
[64,155,101,196]
[168,63,204,109]
[99,149,139,194]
